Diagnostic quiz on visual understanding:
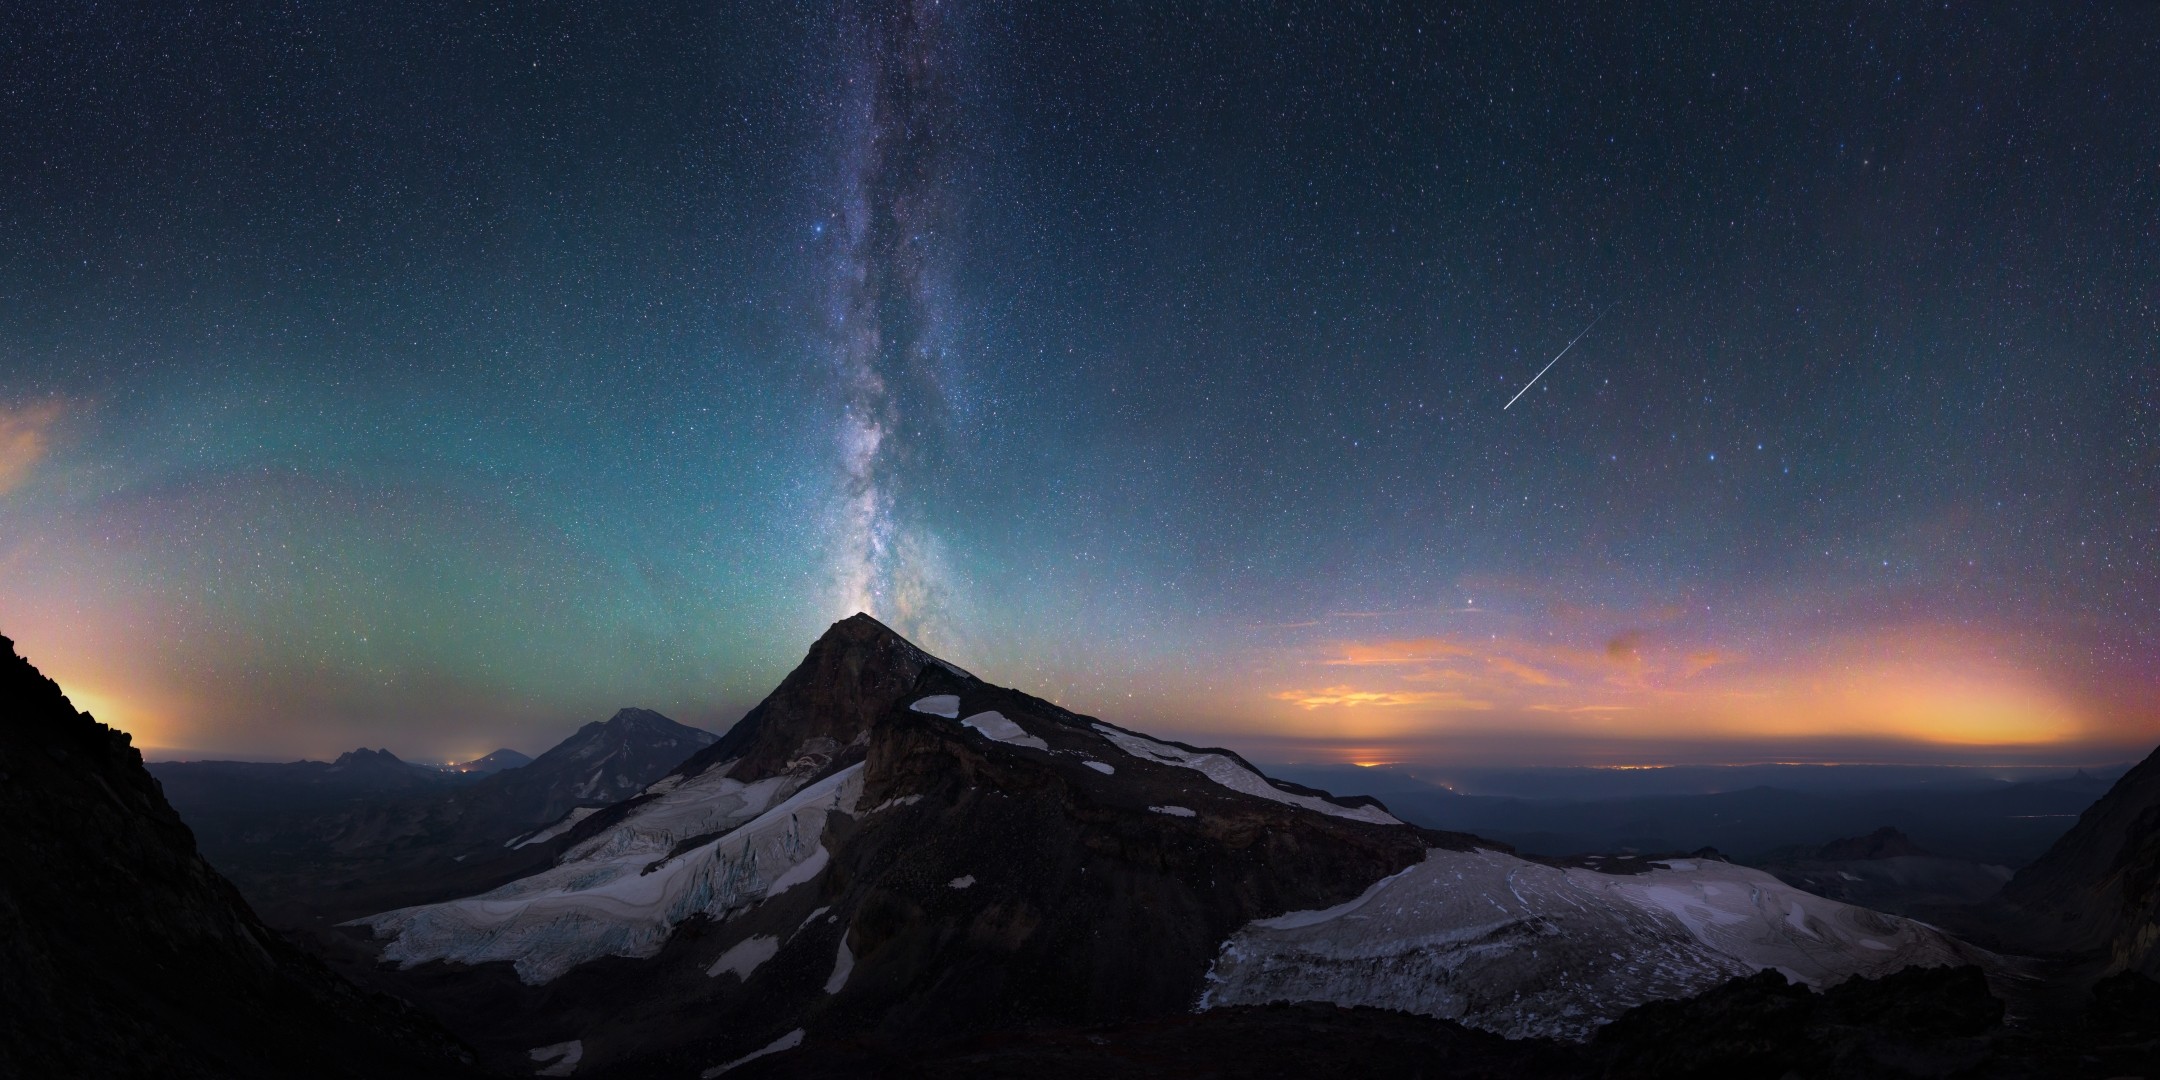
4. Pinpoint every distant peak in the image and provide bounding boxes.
[1815,825,1930,861]
[331,747,408,767]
